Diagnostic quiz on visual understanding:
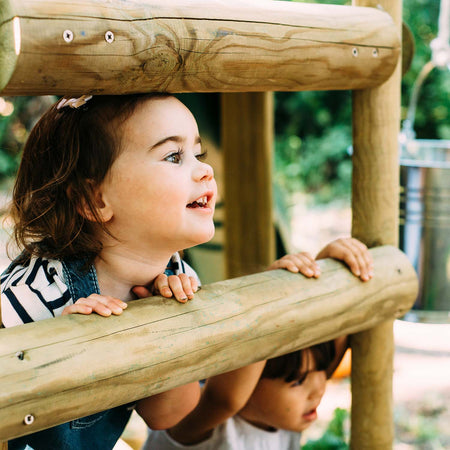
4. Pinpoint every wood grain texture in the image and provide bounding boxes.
[0,0,400,95]
[350,0,402,448]
[222,92,275,277]
[0,246,417,440]
[0,1,17,93]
